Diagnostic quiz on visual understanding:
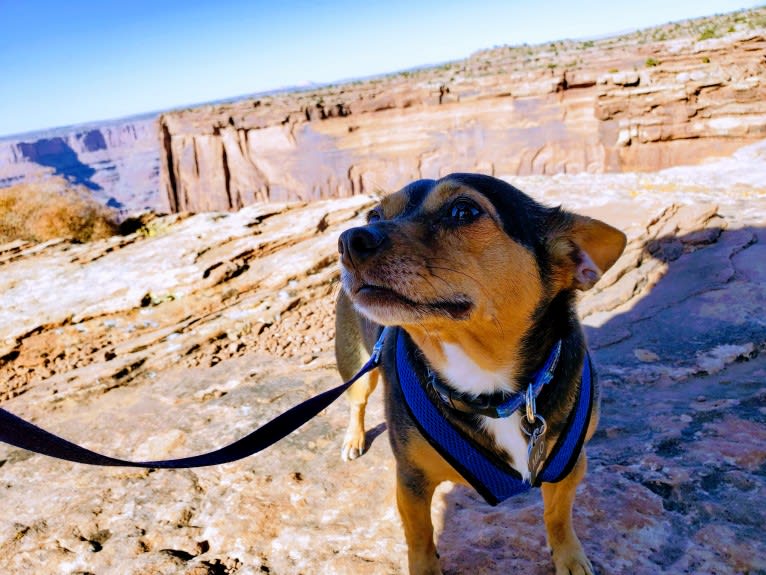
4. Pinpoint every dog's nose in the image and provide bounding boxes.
[338,226,387,266]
